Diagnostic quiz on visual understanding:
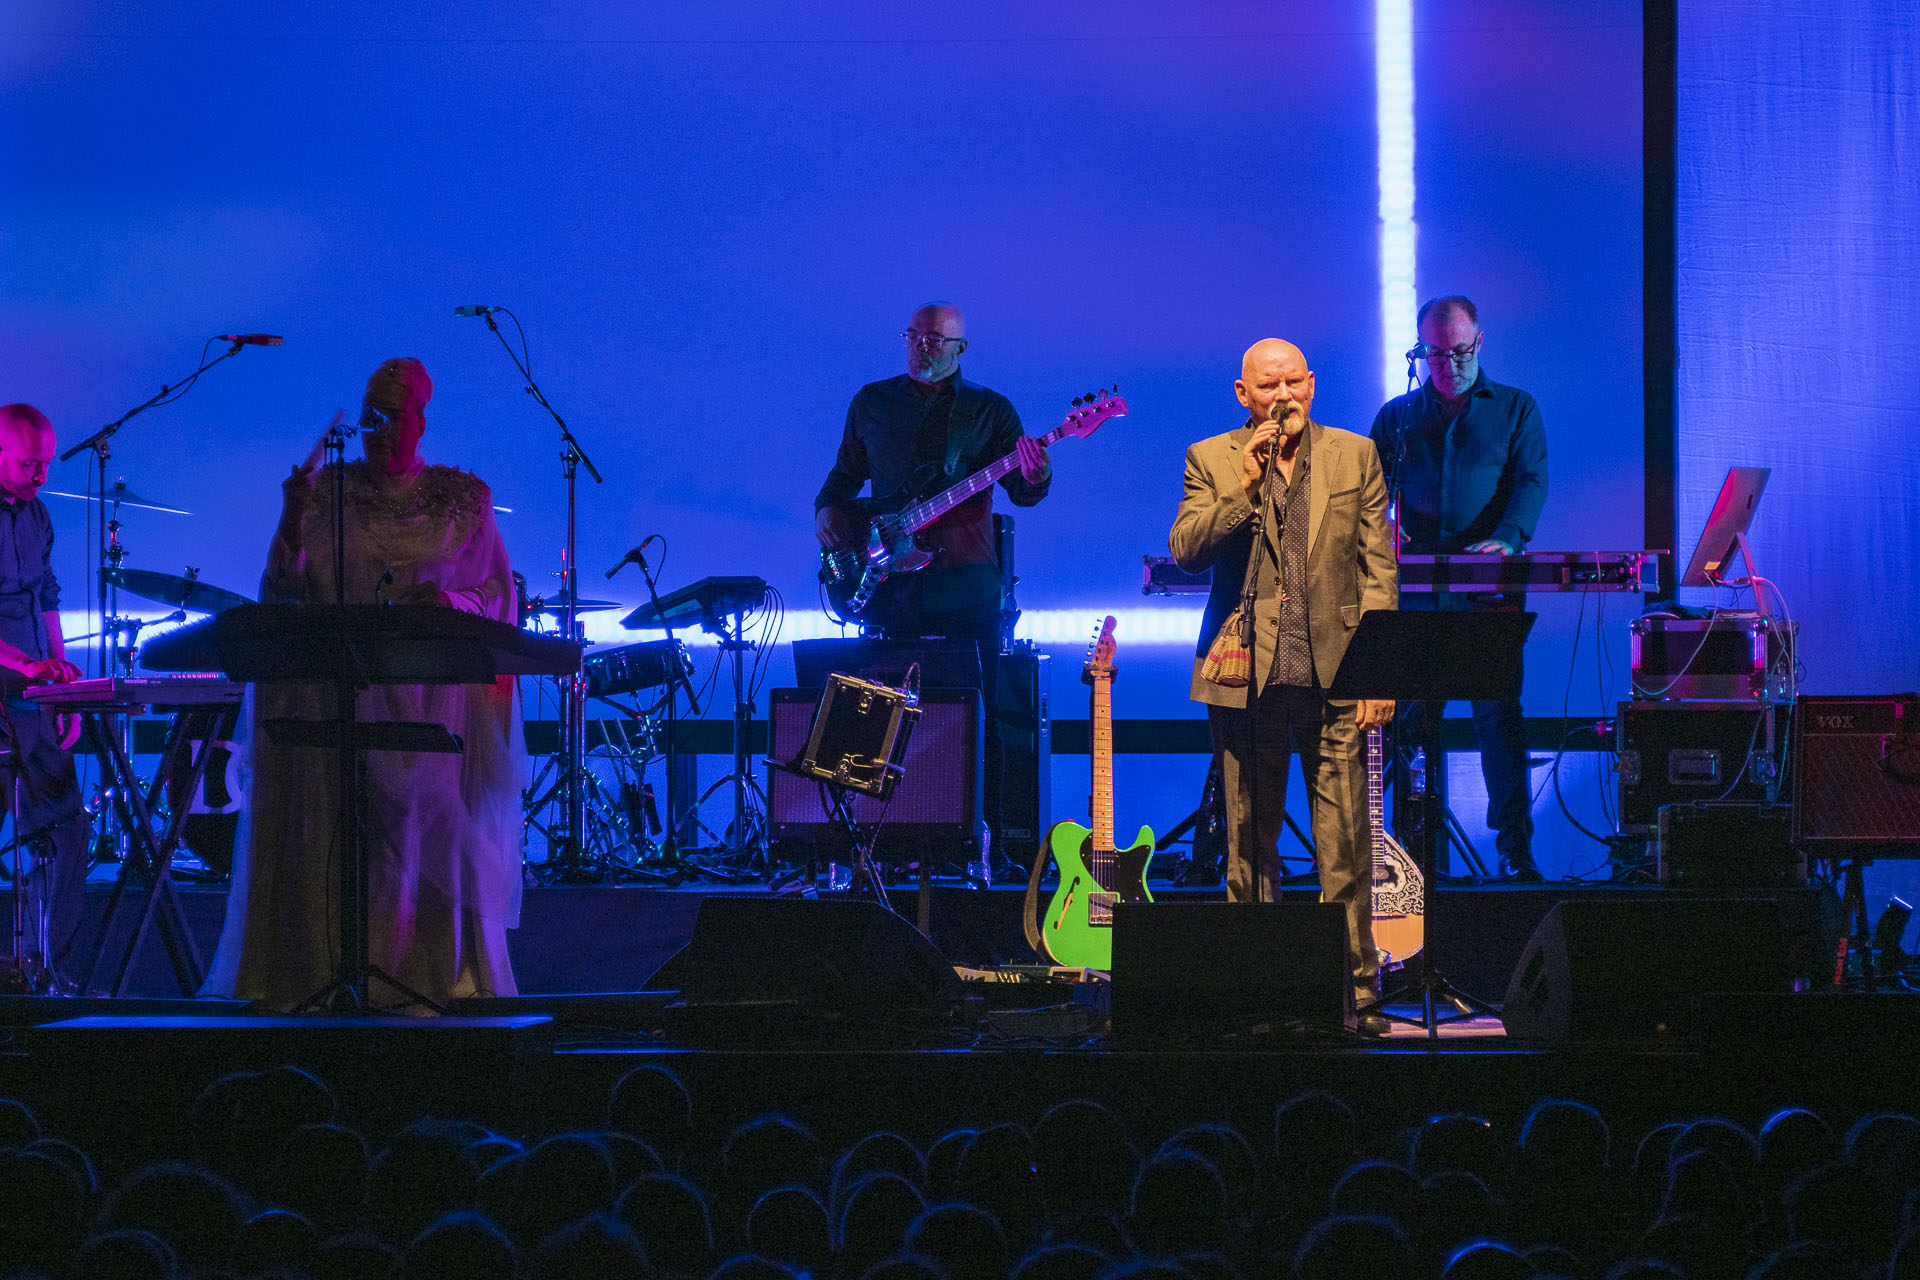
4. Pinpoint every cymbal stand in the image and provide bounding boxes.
[467,307,601,876]
[615,546,702,876]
